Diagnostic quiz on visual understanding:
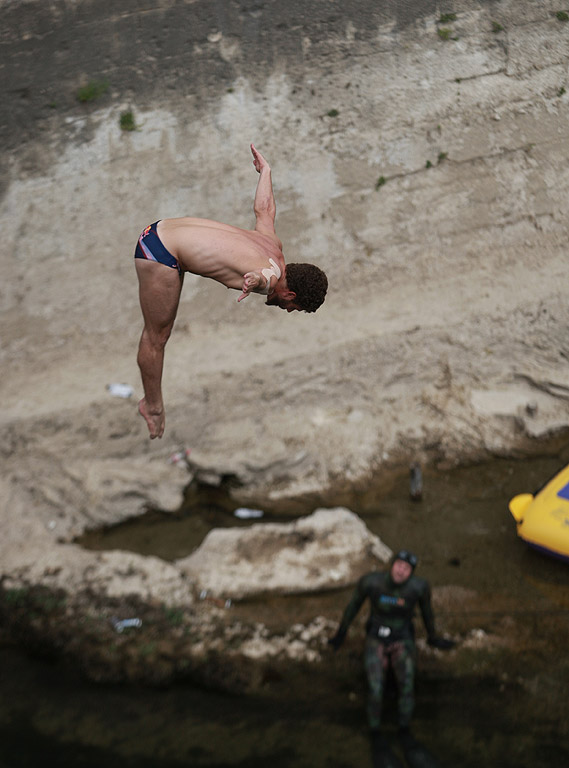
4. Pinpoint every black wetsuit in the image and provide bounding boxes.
[338,571,437,729]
